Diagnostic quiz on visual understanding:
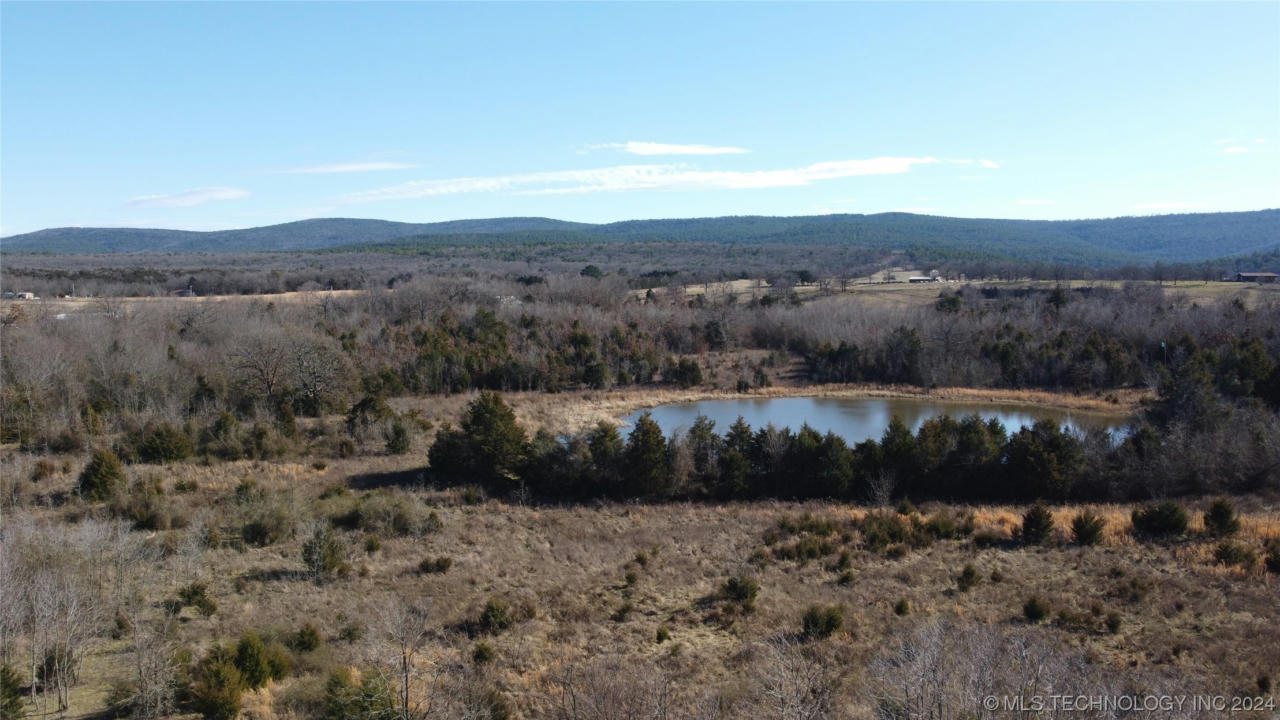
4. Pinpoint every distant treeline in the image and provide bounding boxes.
[4,240,1277,301]
[6,209,1277,266]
